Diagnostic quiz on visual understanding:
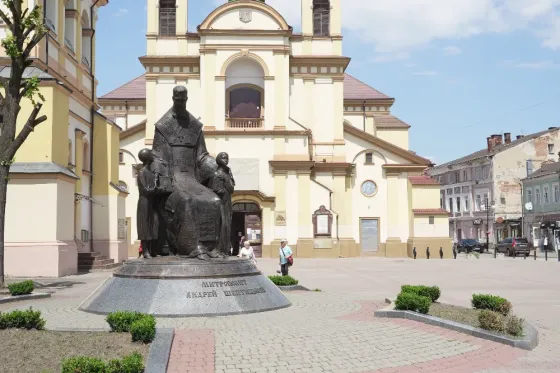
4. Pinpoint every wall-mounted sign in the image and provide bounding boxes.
[473,219,483,225]
[312,205,333,237]
[274,211,286,226]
